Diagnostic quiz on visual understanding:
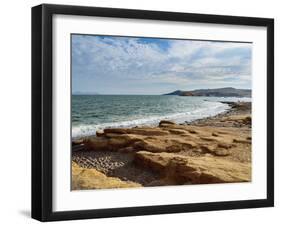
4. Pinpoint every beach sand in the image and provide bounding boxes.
[72,102,251,190]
